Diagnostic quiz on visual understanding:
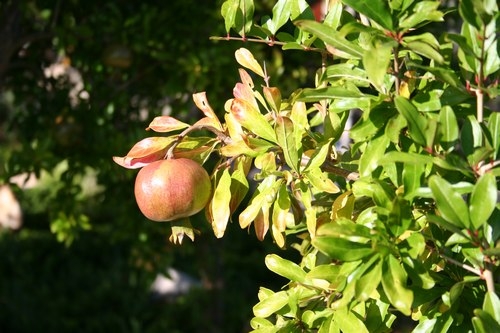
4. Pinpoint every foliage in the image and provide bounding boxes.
[115,0,500,331]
